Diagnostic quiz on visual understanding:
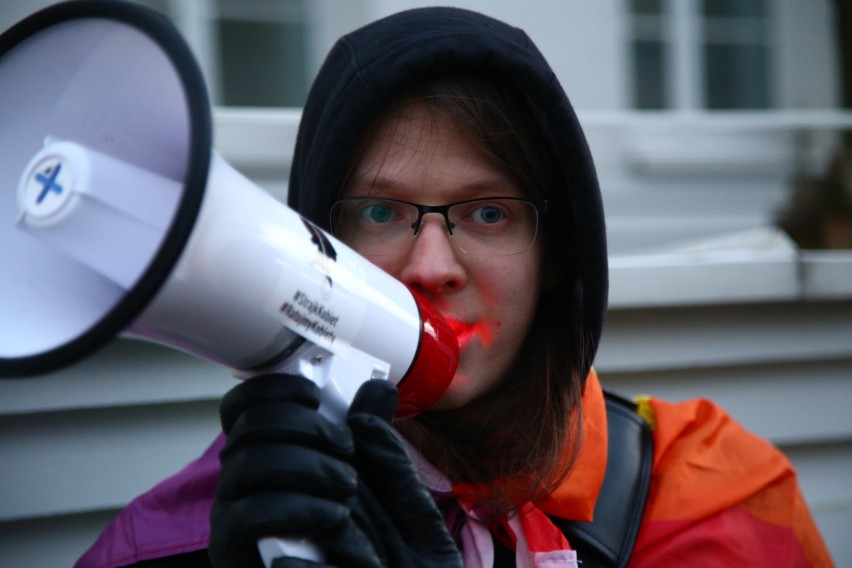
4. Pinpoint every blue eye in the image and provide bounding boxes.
[471,205,506,224]
[360,203,394,224]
